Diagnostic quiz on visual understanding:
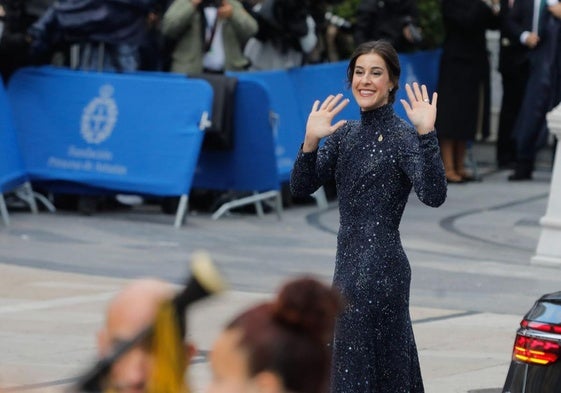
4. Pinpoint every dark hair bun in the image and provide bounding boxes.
[272,277,342,342]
